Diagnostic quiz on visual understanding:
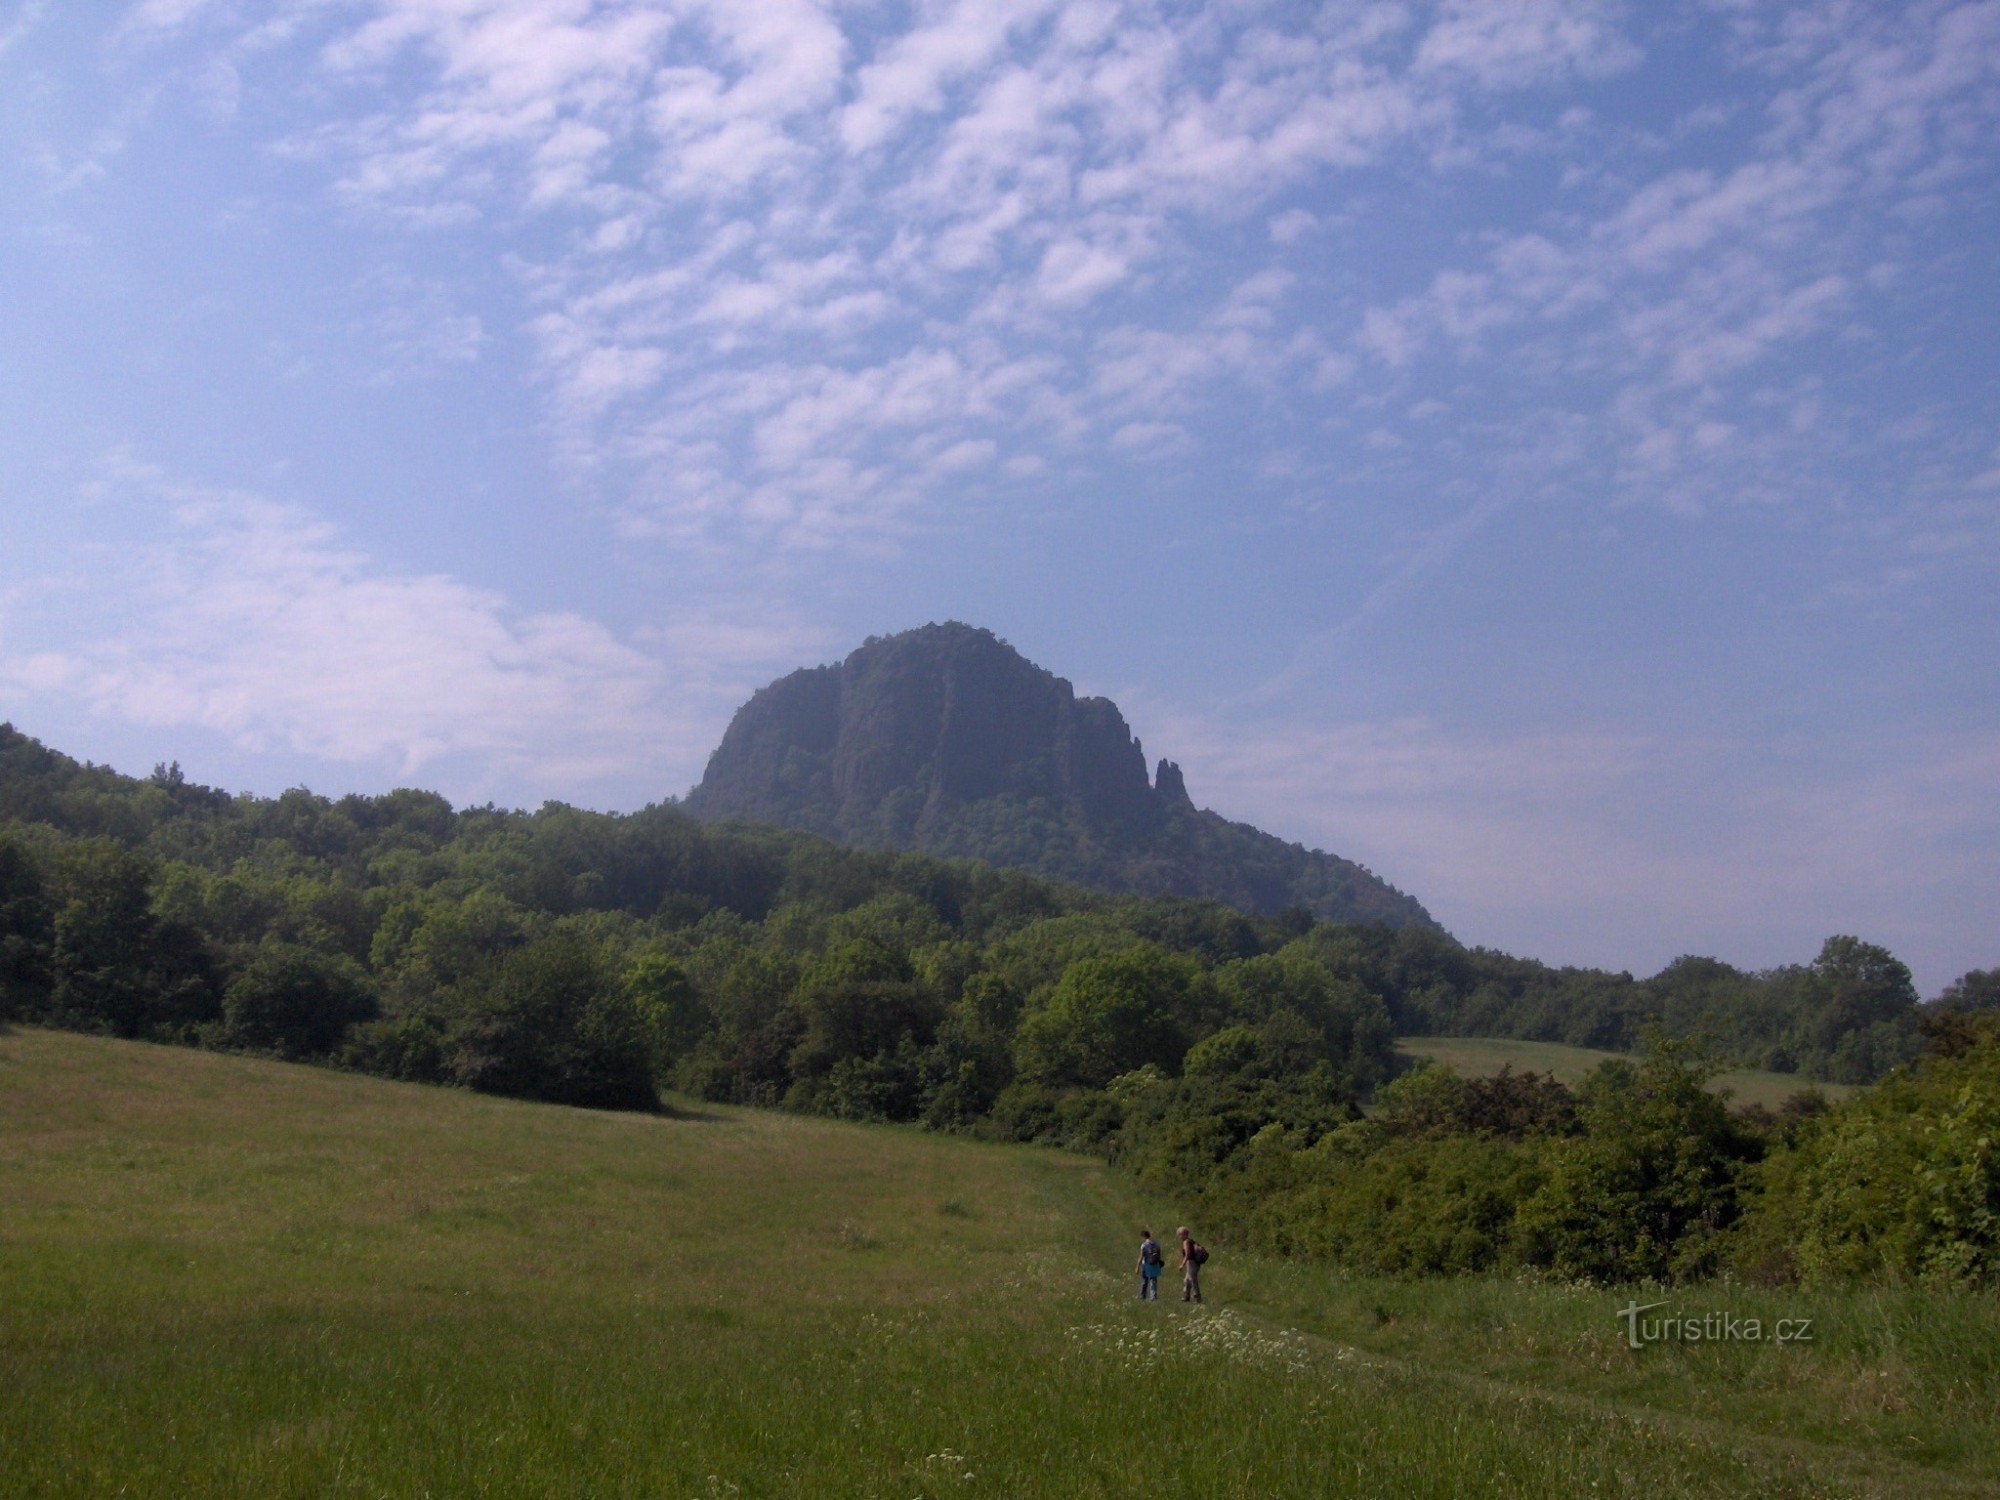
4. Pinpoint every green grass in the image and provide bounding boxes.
[3,1028,1989,1498]
[1396,1035,1859,1107]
